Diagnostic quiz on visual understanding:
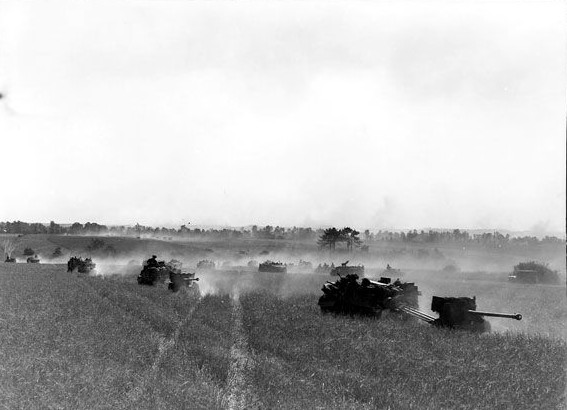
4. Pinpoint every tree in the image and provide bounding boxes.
[317,228,341,251]
[340,227,362,252]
